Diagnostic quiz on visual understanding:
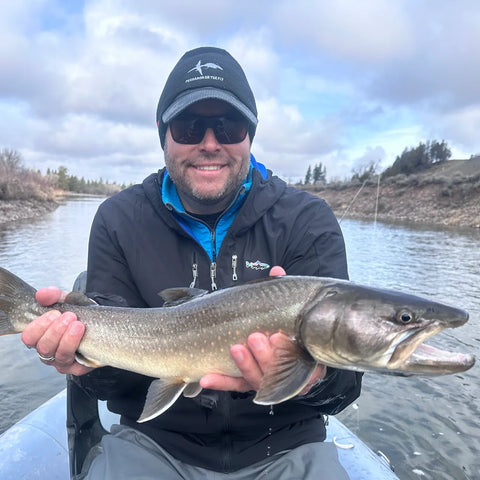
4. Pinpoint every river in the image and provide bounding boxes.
[0,196,479,480]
